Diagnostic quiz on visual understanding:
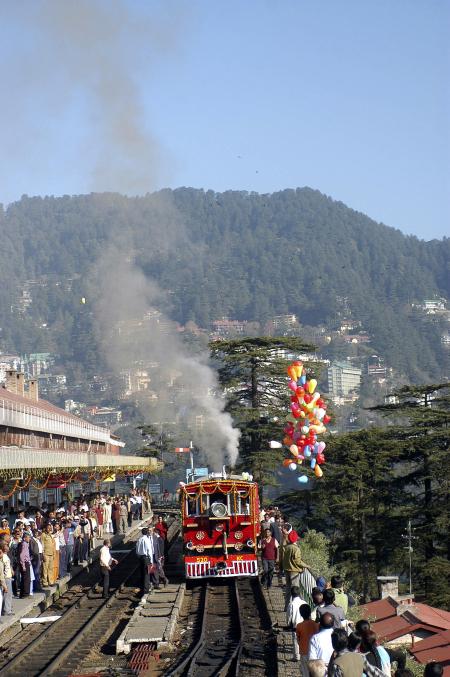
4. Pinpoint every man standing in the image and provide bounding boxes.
[315,589,345,629]
[99,539,118,598]
[18,533,32,597]
[41,524,55,587]
[9,529,22,597]
[308,613,335,669]
[296,604,319,677]
[136,528,154,594]
[330,576,350,616]
[154,516,168,555]
[259,527,278,589]
[30,529,43,592]
[0,543,14,616]
[282,531,305,609]
[118,502,128,534]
